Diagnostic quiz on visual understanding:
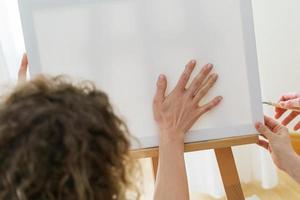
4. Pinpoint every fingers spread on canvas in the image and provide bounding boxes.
[193,73,218,103]
[175,60,197,91]
[187,64,213,96]
[197,96,223,116]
